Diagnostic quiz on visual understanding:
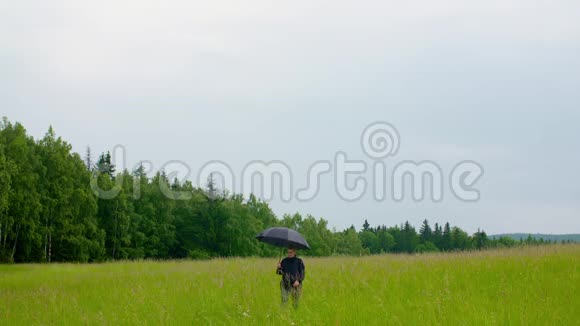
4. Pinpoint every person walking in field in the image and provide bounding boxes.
[277,248,305,308]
